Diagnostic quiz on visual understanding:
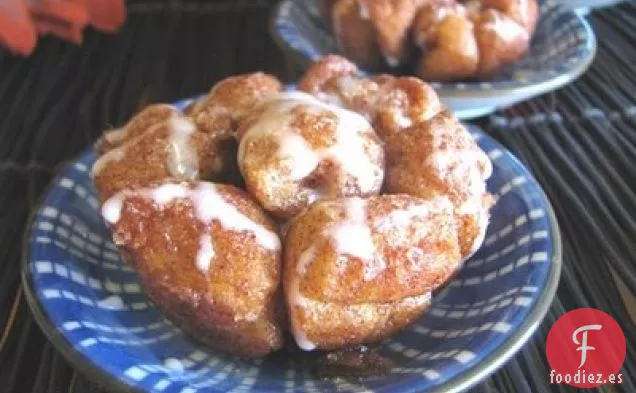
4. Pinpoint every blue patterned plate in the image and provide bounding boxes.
[271,0,596,119]
[22,97,561,393]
